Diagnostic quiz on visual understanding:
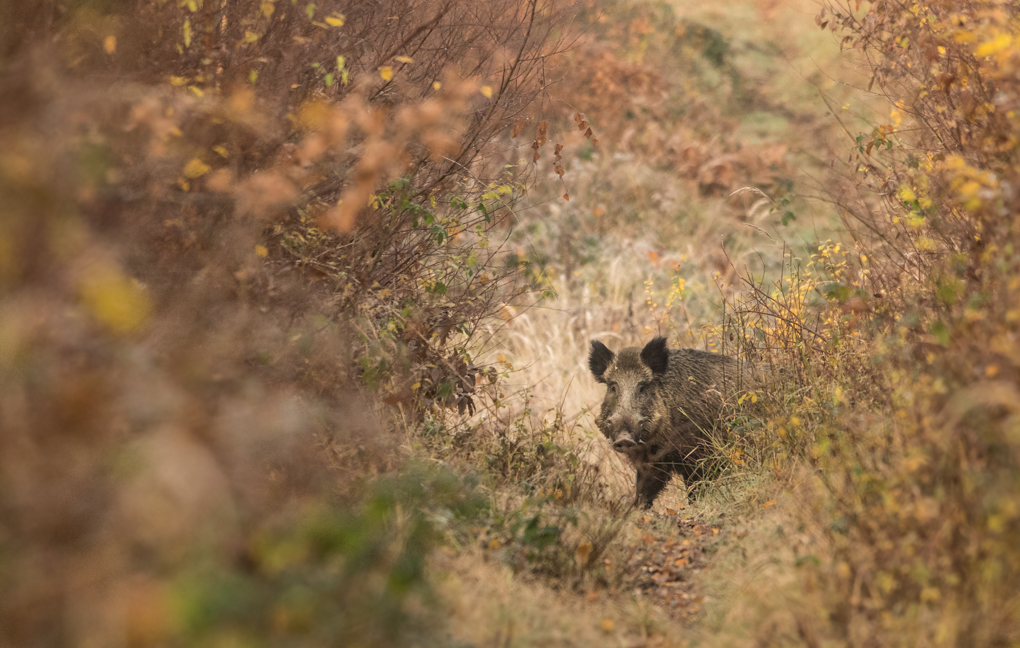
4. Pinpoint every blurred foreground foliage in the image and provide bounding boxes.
[0,0,576,644]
